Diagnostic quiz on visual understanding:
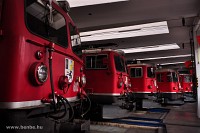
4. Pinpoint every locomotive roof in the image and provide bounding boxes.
[155,68,177,73]
[127,63,155,67]
[82,48,125,55]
